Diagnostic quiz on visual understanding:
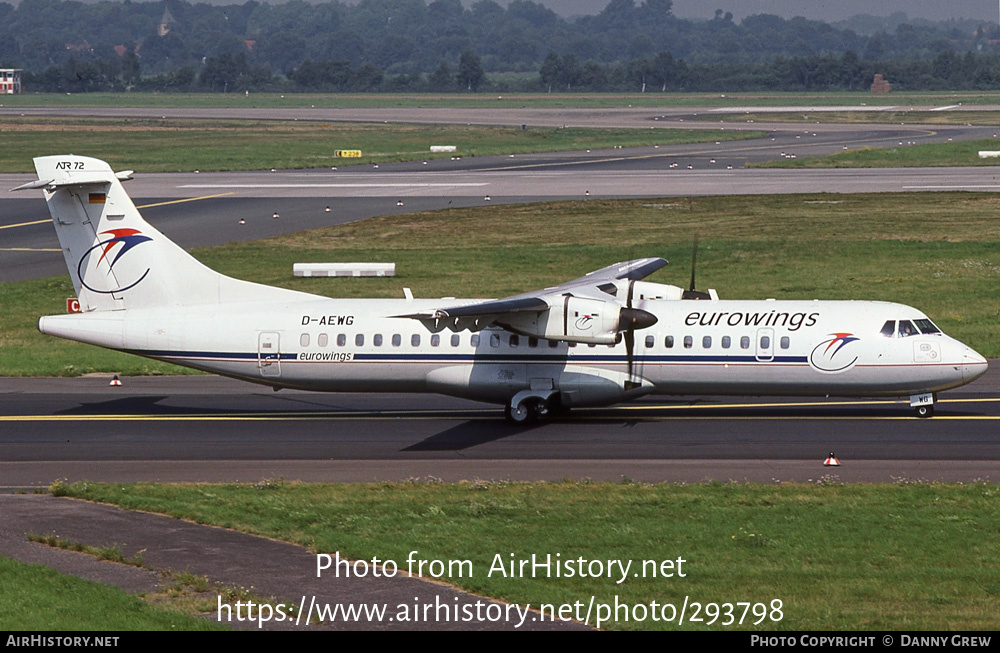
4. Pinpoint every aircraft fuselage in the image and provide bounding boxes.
[40,297,987,407]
